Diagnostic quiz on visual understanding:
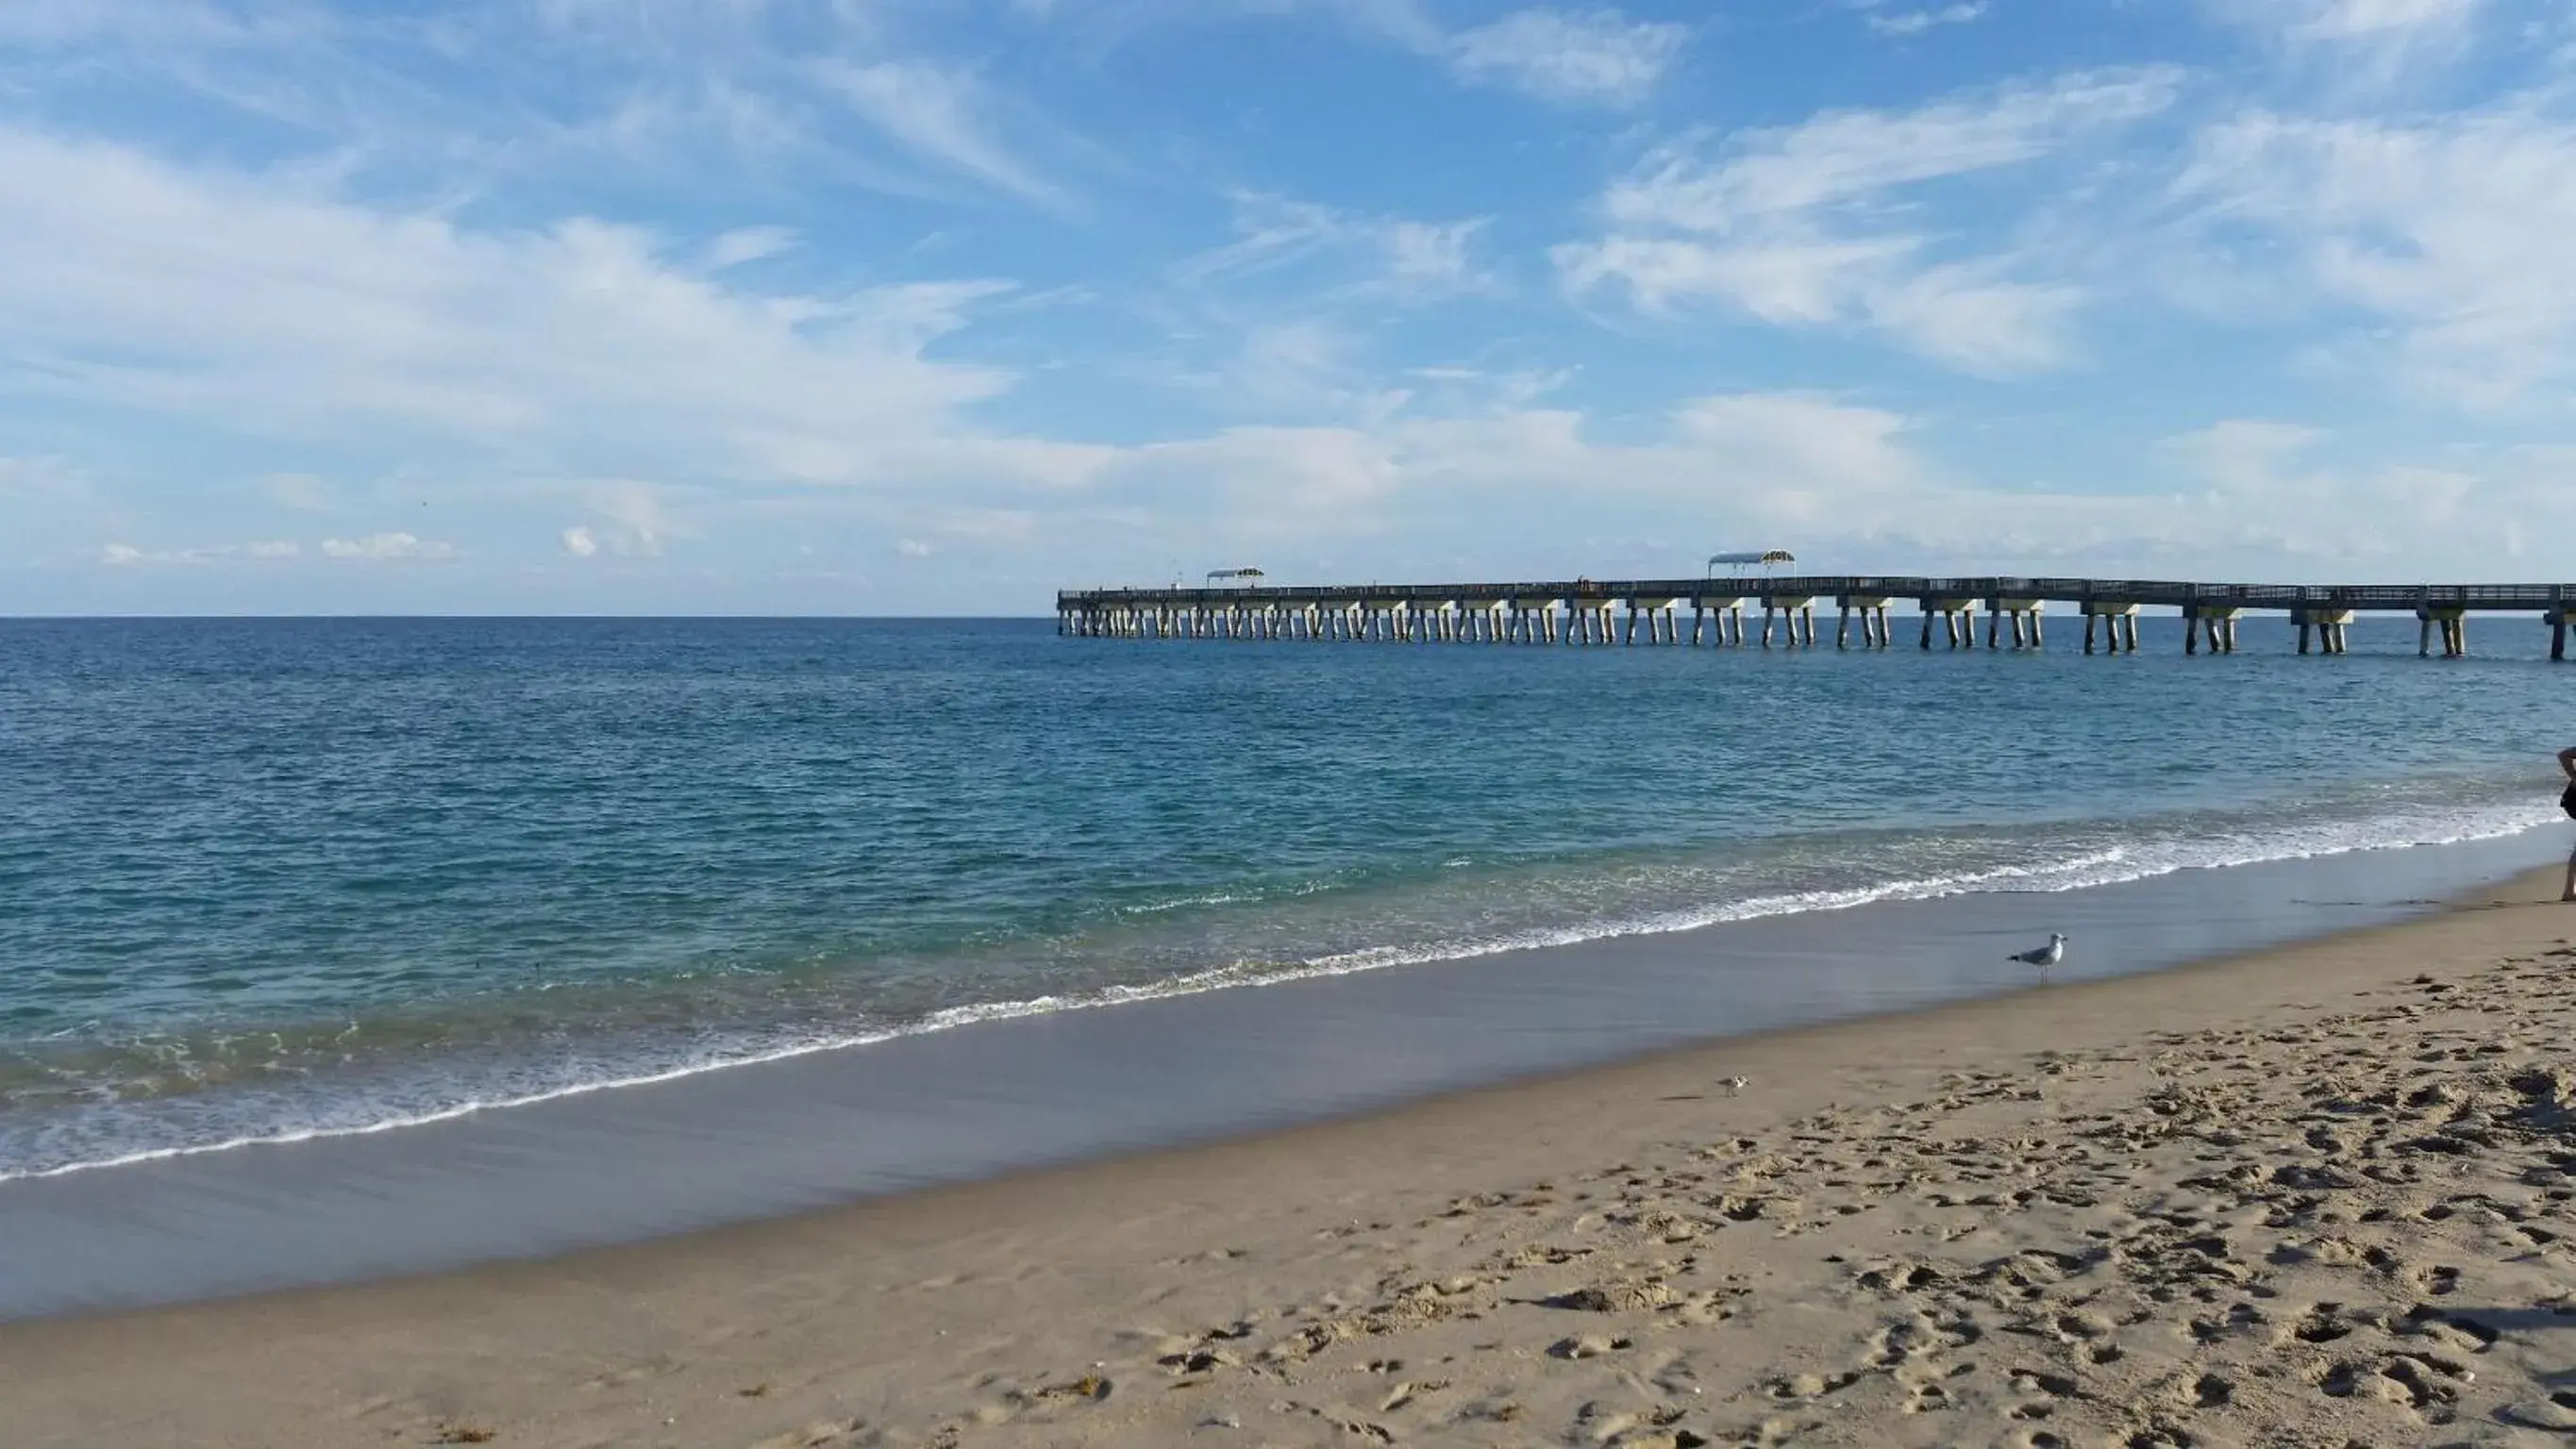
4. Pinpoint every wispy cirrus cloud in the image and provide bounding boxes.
[704,225,799,270]
[1863,3,1990,39]
[2214,0,2480,45]
[0,124,1040,491]
[1018,3,1684,107]
[816,59,1071,207]
[2168,97,2576,407]
[320,531,455,559]
[1555,68,2183,374]
[100,539,302,565]
[1447,8,1688,107]
[1177,192,1496,301]
[2206,0,2484,85]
